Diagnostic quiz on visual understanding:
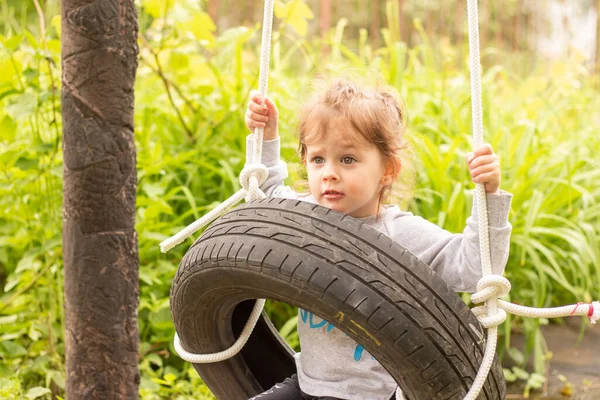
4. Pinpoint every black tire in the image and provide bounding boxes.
[170,198,506,400]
